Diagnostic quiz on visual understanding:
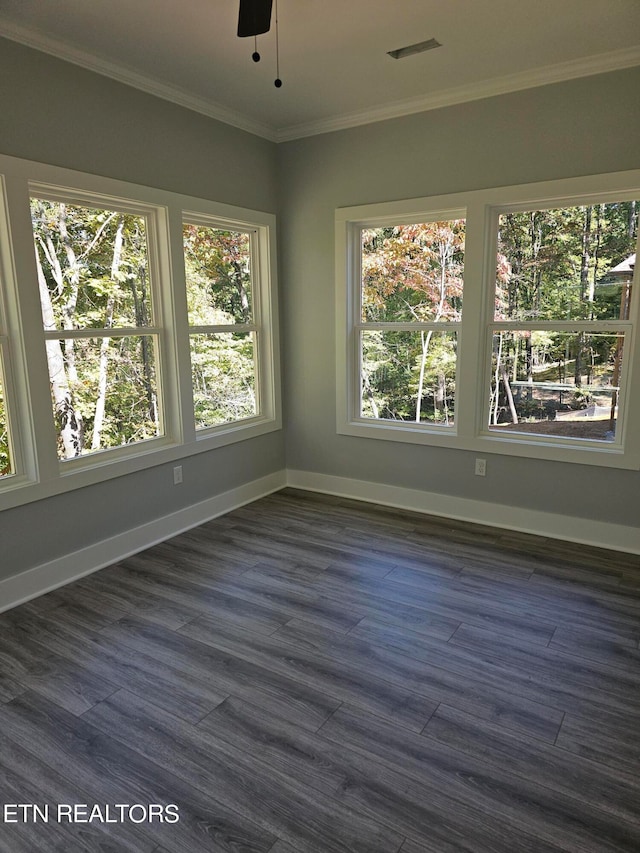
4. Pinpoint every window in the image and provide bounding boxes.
[183,220,258,430]
[337,172,640,468]
[488,202,637,445]
[30,192,165,461]
[0,154,280,510]
[359,219,465,427]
